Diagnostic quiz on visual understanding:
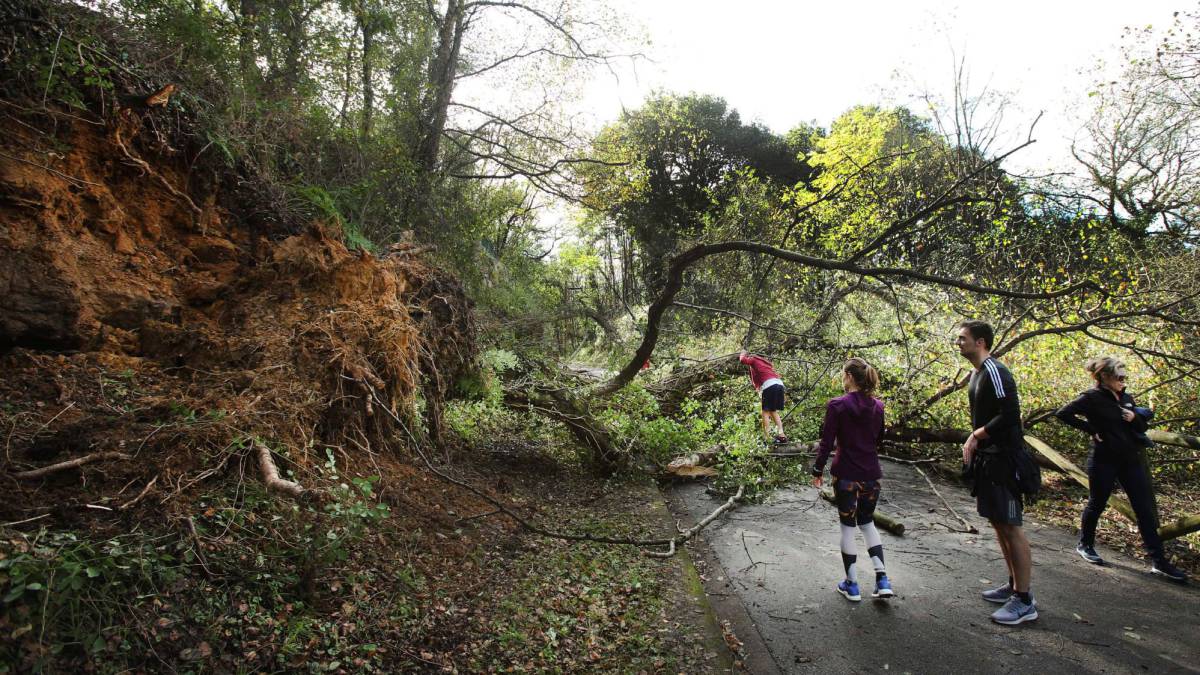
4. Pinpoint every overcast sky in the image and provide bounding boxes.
[575,0,1186,173]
